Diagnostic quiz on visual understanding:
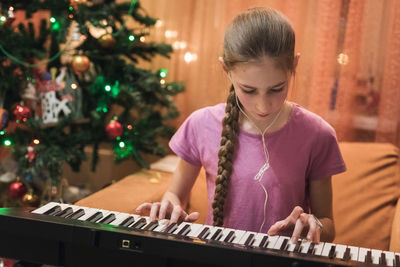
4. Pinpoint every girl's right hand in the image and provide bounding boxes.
[136,199,199,224]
